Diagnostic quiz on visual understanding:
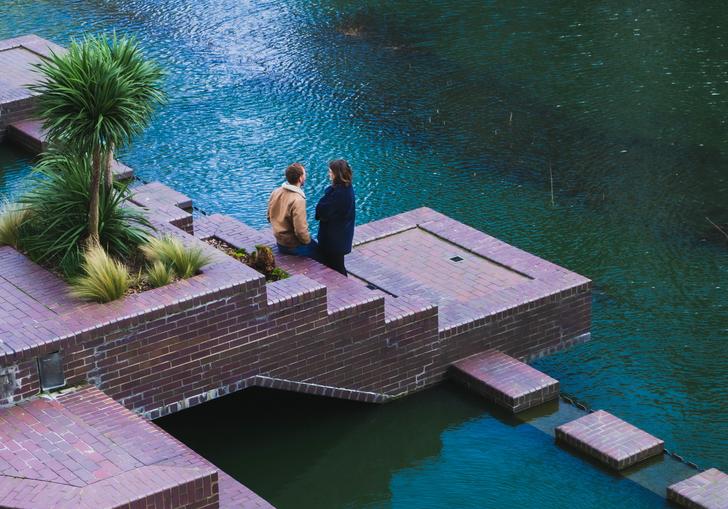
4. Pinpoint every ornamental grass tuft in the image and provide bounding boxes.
[0,200,29,248]
[70,246,130,302]
[141,235,211,278]
[146,259,176,288]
